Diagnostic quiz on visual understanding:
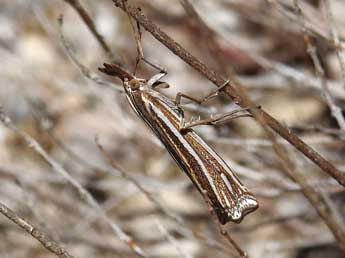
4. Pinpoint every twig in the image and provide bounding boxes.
[0,108,148,258]
[264,234,334,252]
[63,0,116,61]
[111,0,345,187]
[231,211,308,233]
[0,201,74,258]
[155,219,194,258]
[57,15,123,92]
[230,61,345,252]
[301,28,345,130]
[323,0,345,90]
[179,0,230,75]
[95,136,184,225]
[266,0,345,52]
[207,135,340,147]
[292,0,345,151]
[250,54,345,100]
